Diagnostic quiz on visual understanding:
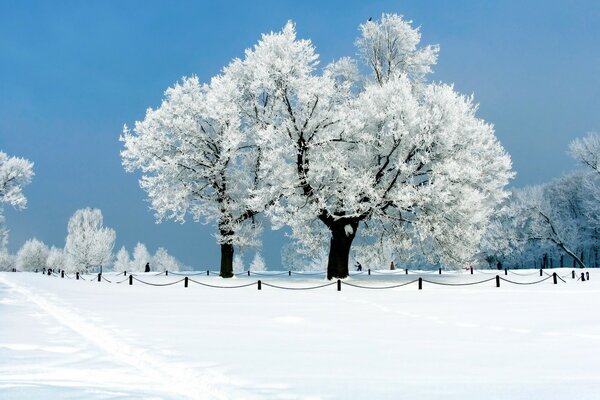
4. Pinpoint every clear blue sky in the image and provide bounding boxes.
[1,0,599,269]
